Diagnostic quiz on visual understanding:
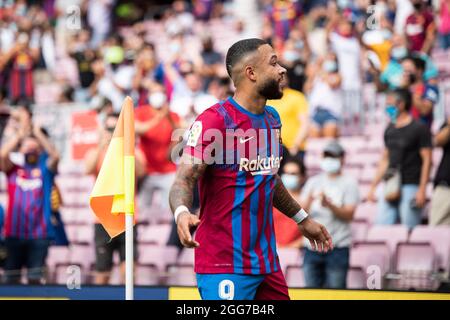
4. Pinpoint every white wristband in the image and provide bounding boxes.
[292,208,309,224]
[174,205,190,223]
